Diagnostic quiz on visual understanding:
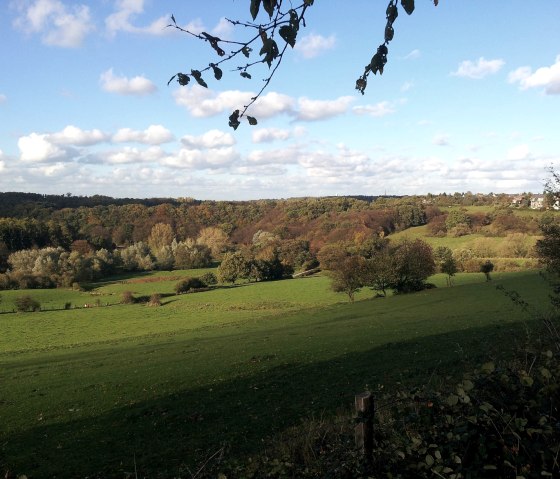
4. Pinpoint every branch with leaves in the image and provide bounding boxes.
[169,0,438,130]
